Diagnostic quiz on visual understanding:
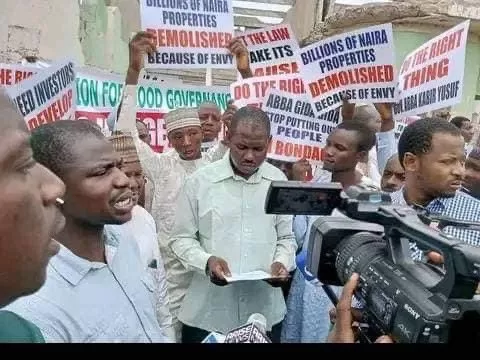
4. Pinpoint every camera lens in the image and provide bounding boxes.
[335,232,386,283]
